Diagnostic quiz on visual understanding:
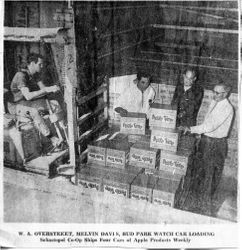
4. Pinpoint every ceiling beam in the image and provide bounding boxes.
[151,24,238,34]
